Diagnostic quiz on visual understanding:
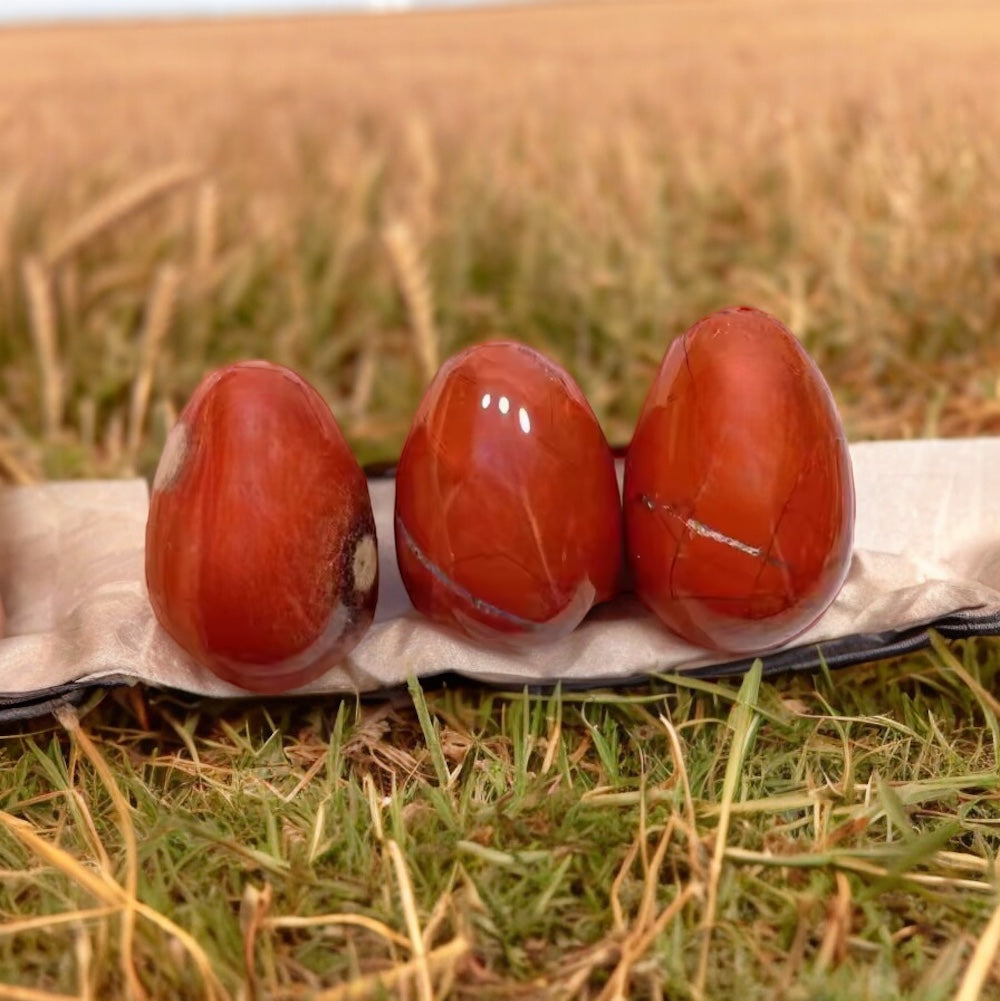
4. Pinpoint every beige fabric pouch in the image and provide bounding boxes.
[2,438,999,721]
